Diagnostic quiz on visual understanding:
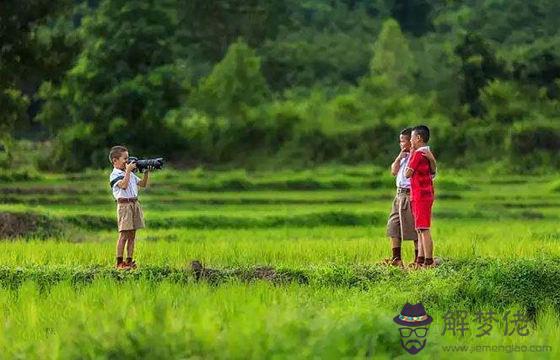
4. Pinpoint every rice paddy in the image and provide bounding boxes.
[1,166,559,358]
